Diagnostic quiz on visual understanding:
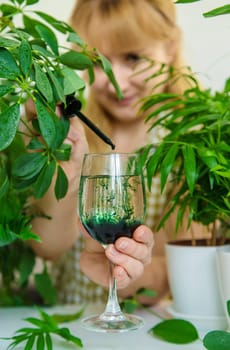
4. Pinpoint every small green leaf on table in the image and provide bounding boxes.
[203,330,230,350]
[51,308,85,323]
[149,318,199,344]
